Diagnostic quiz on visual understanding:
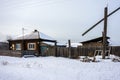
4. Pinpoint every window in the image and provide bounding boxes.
[16,43,21,50]
[28,43,36,50]
[11,44,15,50]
